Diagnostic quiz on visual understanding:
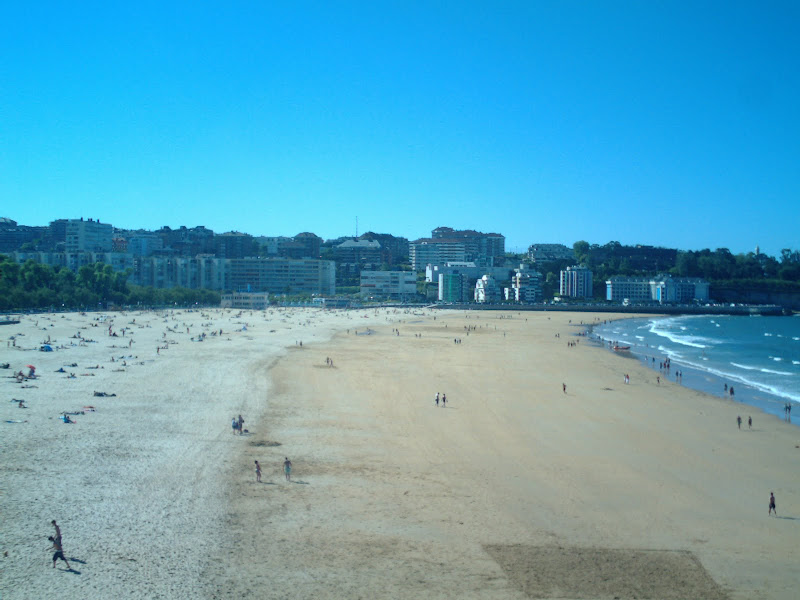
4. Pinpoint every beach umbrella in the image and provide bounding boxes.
[27,364,36,369]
